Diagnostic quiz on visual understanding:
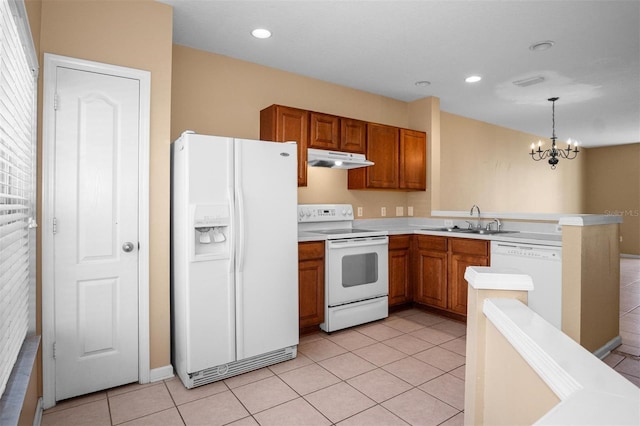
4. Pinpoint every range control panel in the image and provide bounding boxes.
[298,204,354,223]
